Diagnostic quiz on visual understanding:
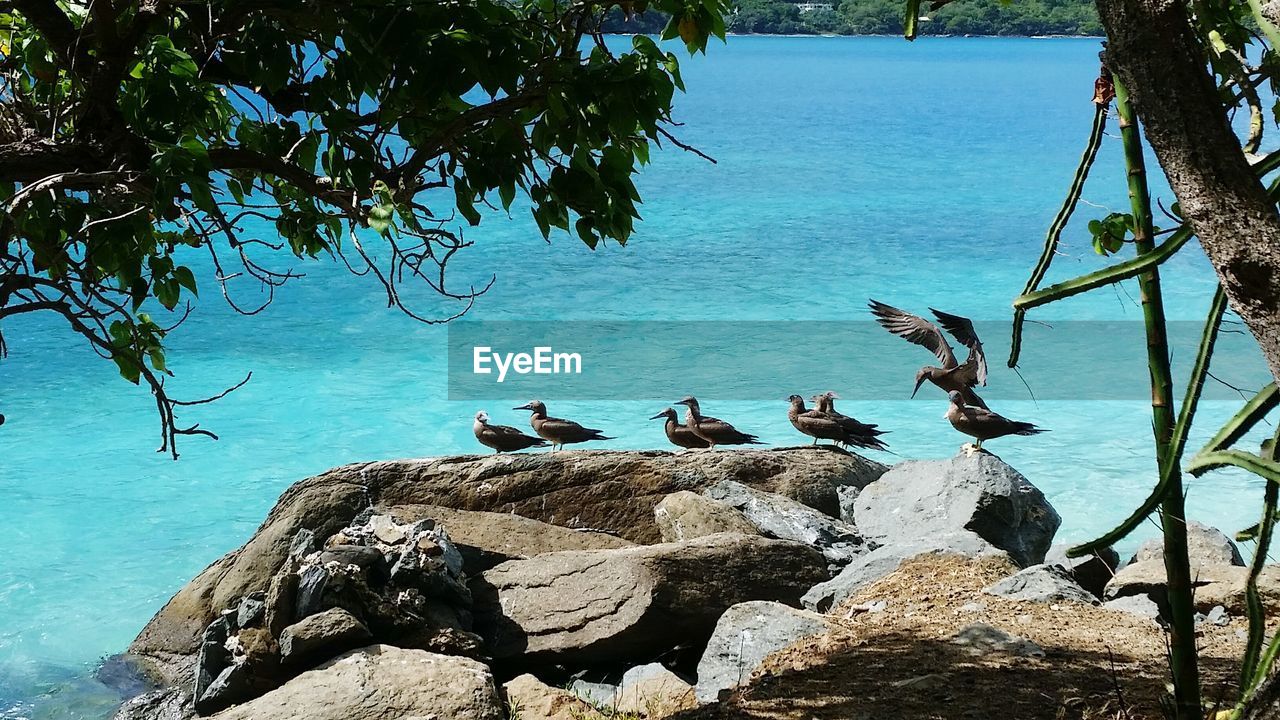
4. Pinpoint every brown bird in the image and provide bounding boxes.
[473,411,549,453]
[808,391,889,450]
[673,396,762,449]
[650,407,711,449]
[514,400,613,450]
[945,390,1046,451]
[869,299,989,409]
